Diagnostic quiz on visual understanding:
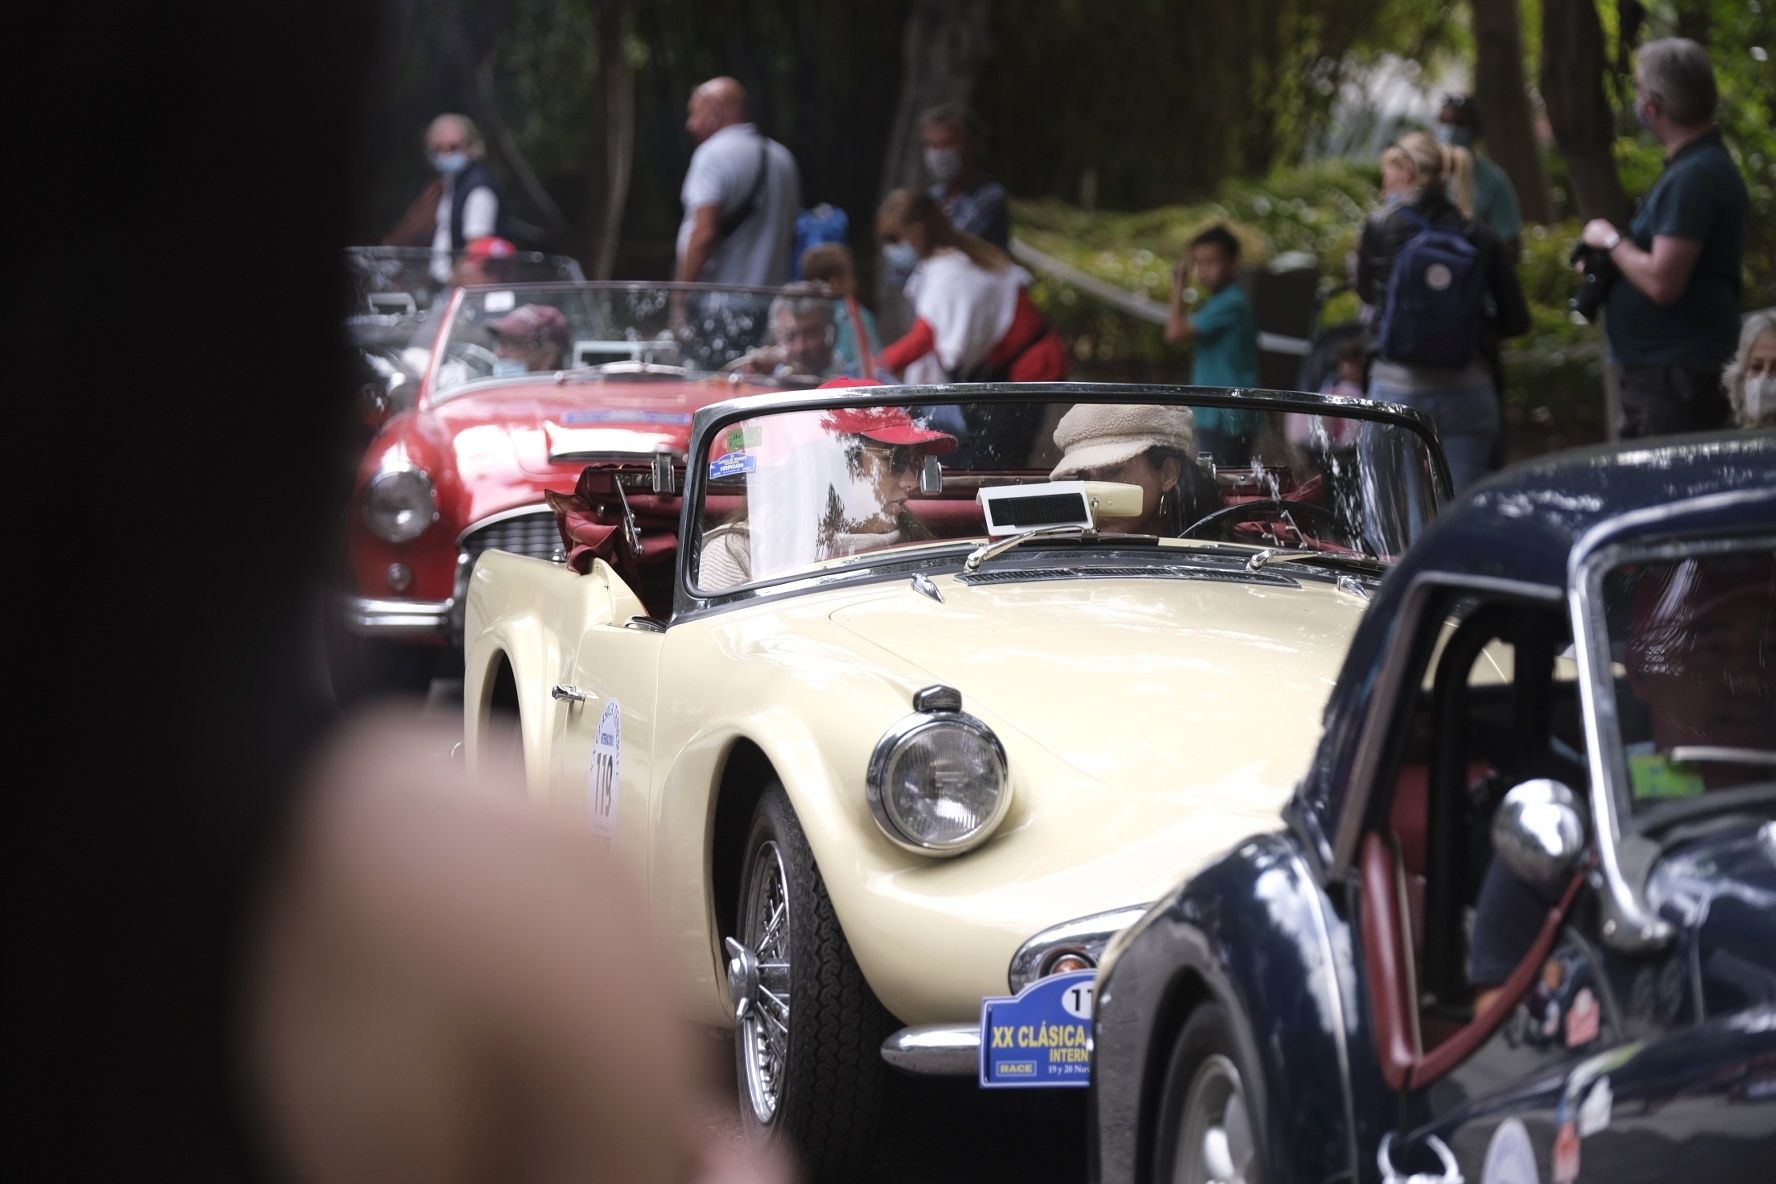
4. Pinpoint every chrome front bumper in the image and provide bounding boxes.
[881,1024,979,1076]
[341,595,453,638]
